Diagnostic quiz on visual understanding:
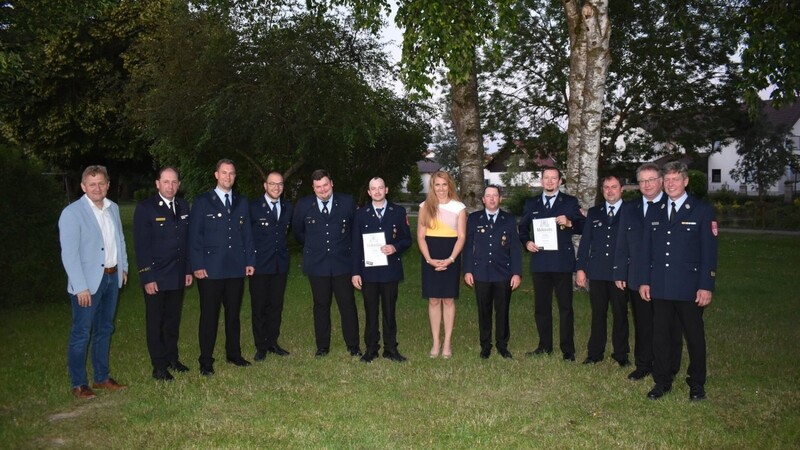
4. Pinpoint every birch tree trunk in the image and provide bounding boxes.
[450,65,486,211]
[563,0,611,208]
